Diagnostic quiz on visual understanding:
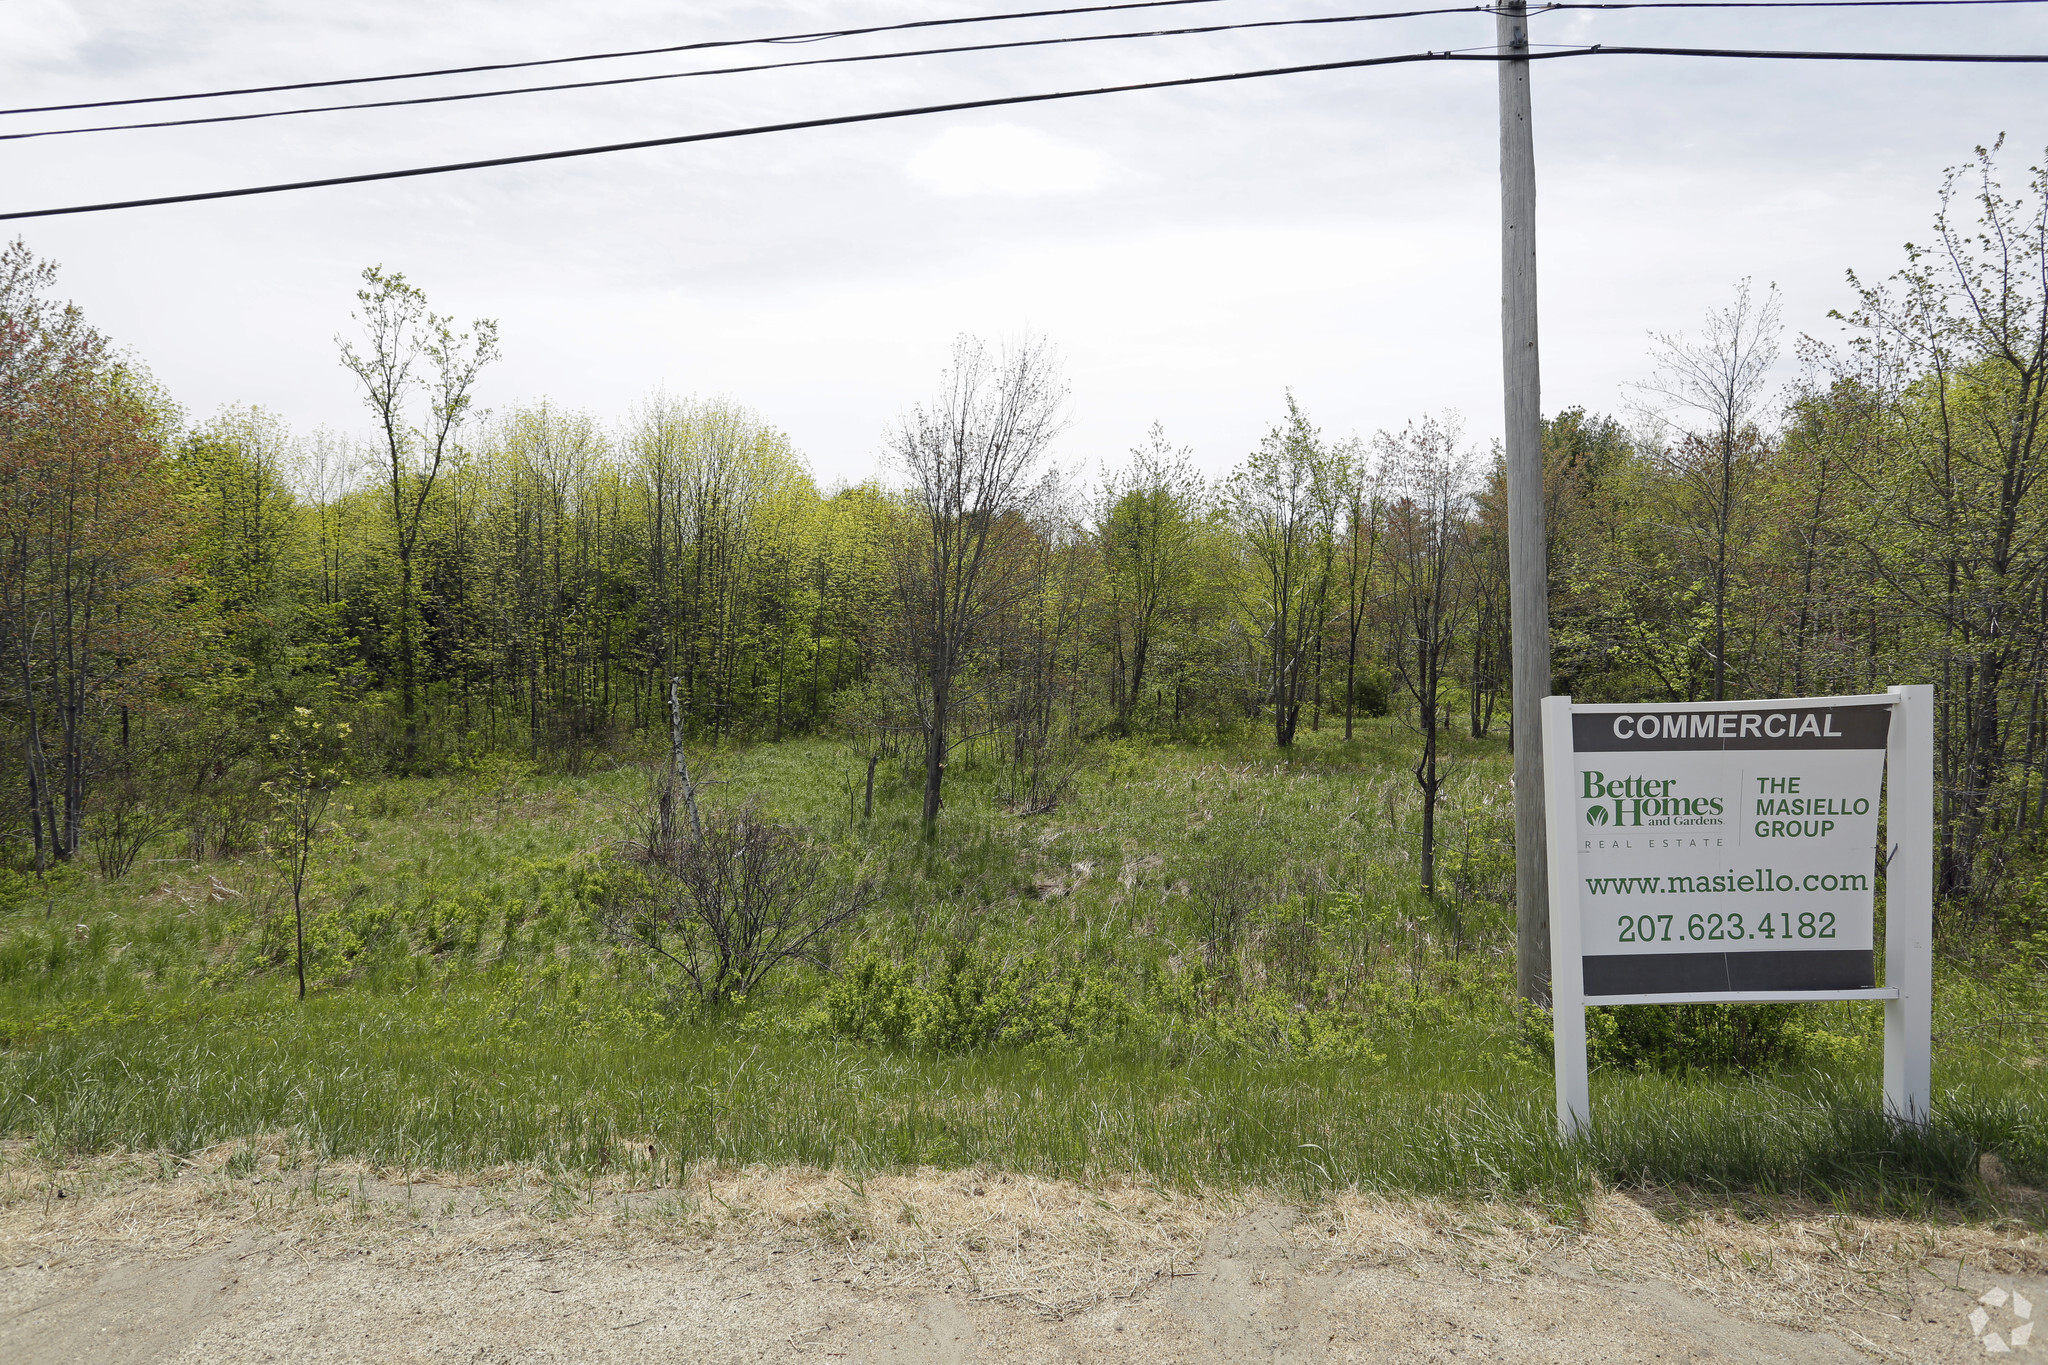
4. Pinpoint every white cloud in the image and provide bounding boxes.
[0,0,89,64]
[904,125,1112,198]
[5,2,2046,485]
